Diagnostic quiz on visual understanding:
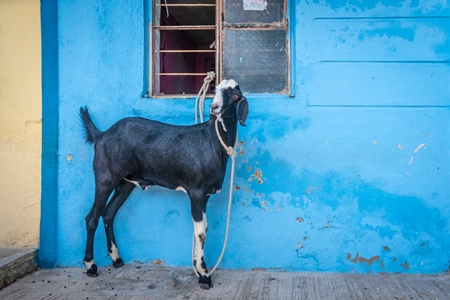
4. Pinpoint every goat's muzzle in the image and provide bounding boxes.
[210,102,221,116]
